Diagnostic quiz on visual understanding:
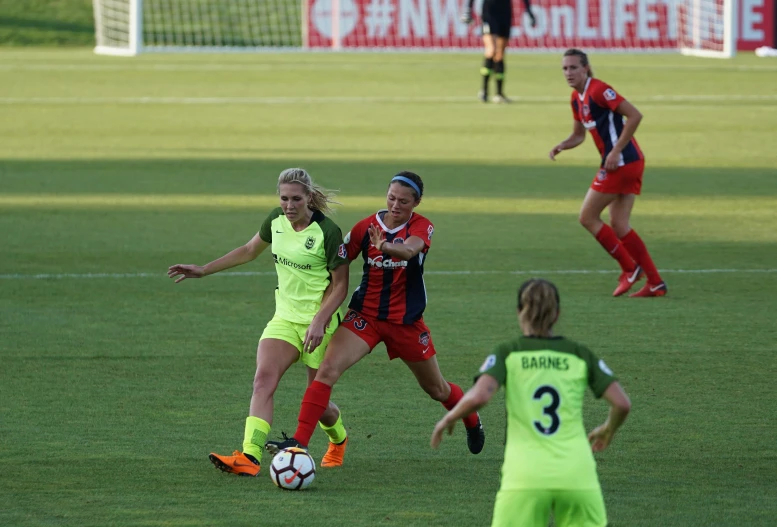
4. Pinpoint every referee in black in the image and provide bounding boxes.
[461,0,535,103]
